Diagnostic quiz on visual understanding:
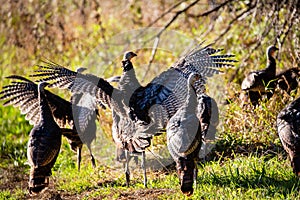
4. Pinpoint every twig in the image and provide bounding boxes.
[278,3,297,48]
[228,3,277,82]
[155,0,201,38]
[142,0,201,47]
[146,148,171,173]
[132,0,188,45]
[139,0,235,76]
[186,0,234,18]
[139,0,201,78]
[142,36,160,82]
[214,4,256,44]
[146,0,189,28]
